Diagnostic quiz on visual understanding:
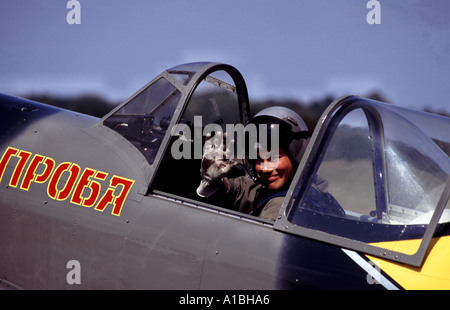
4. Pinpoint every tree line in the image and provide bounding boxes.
[25,90,448,132]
